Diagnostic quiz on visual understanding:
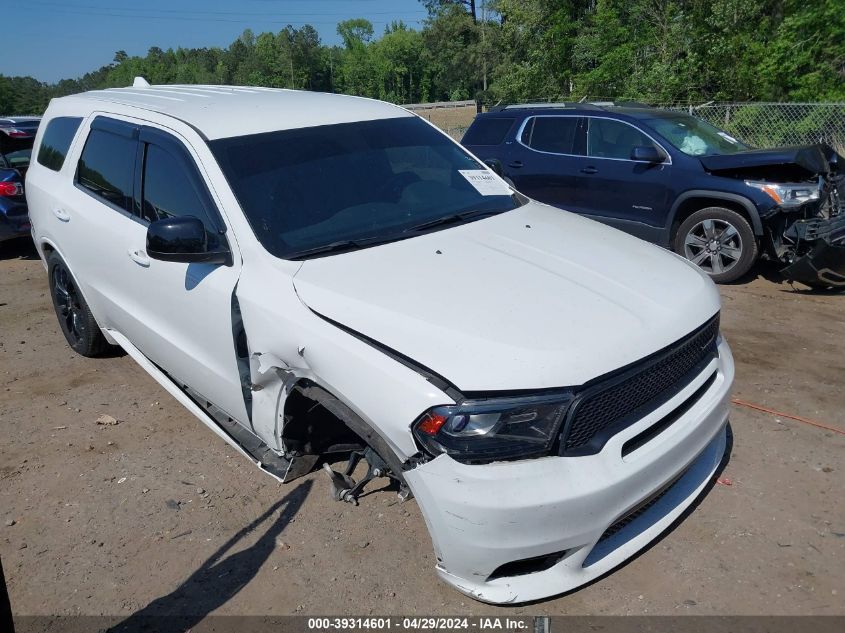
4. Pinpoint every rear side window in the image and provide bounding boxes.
[522,117,580,154]
[36,117,82,171]
[76,128,136,212]
[462,117,514,146]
